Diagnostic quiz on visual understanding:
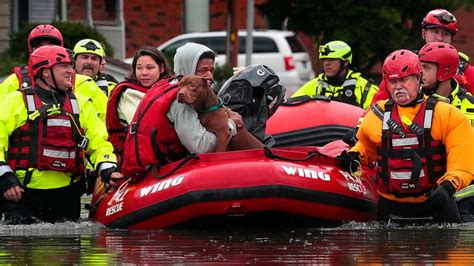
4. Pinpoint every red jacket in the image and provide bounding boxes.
[106,81,148,166]
[121,77,187,180]
[455,64,474,94]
